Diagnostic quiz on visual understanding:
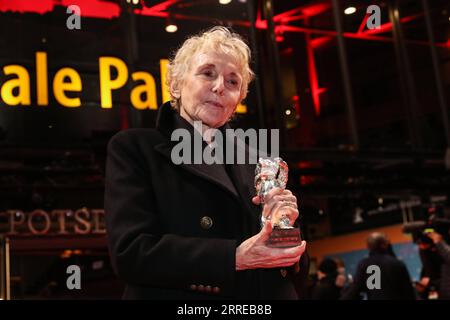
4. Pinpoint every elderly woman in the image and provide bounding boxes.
[105,26,308,299]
